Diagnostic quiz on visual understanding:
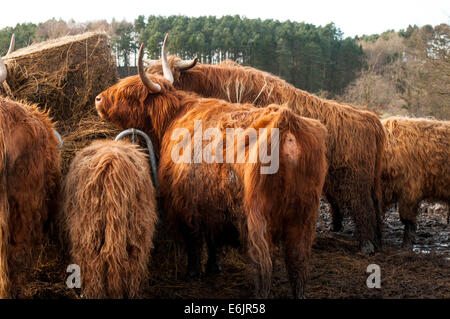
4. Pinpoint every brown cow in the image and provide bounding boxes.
[381,117,450,246]
[59,140,158,298]
[95,35,328,298]
[145,53,386,254]
[0,40,61,297]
